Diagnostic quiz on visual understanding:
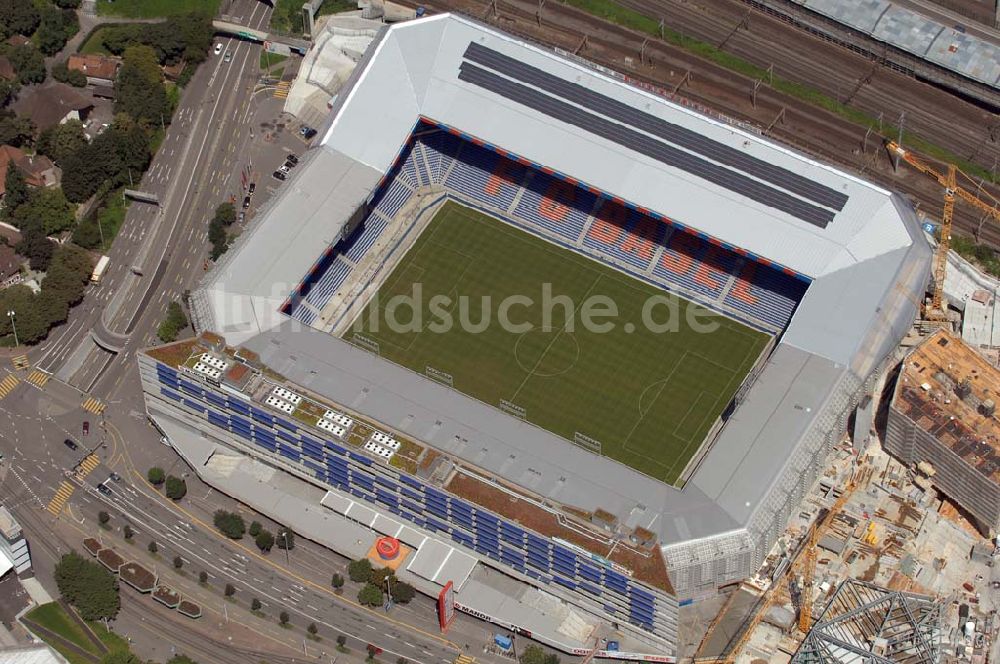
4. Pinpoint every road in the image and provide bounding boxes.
[27,0,271,396]
[0,375,516,664]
